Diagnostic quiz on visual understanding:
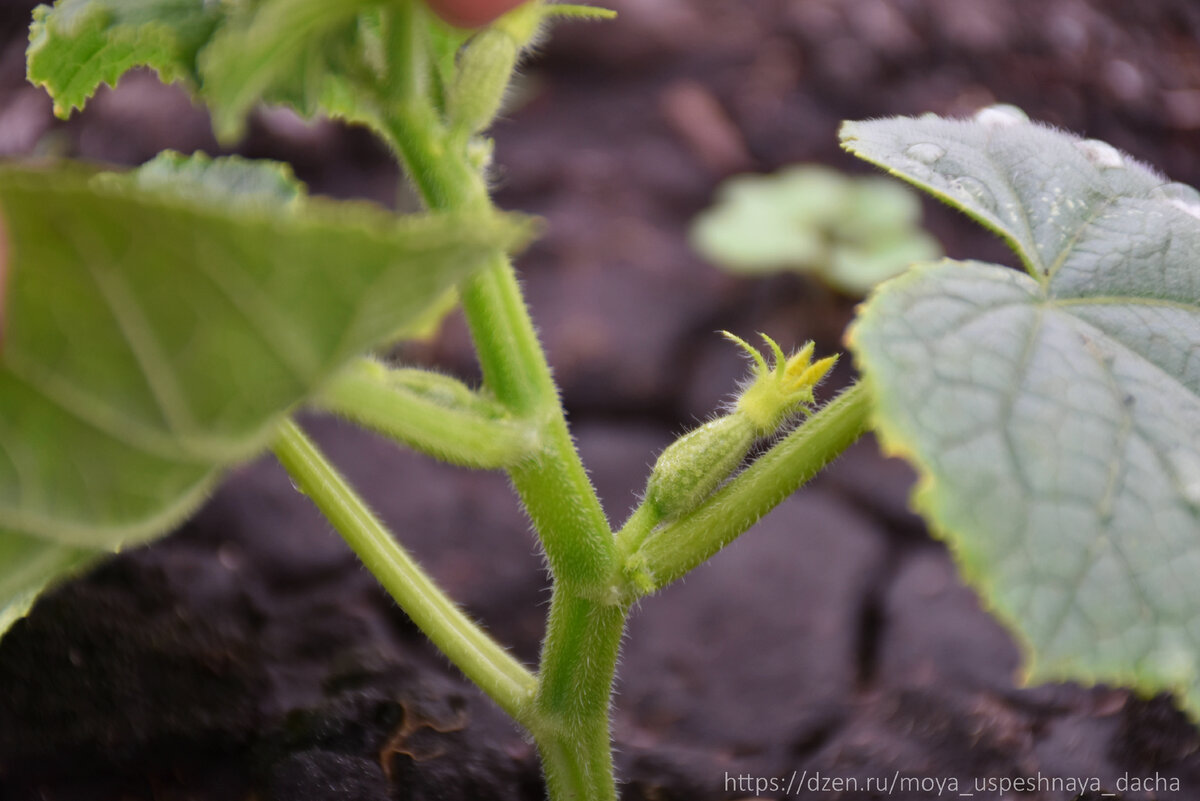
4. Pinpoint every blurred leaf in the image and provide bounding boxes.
[26,0,444,141]
[690,165,941,296]
[96,149,307,206]
[388,286,459,342]
[0,154,530,635]
[844,106,1200,714]
[197,0,390,140]
[27,0,223,117]
[0,534,98,635]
